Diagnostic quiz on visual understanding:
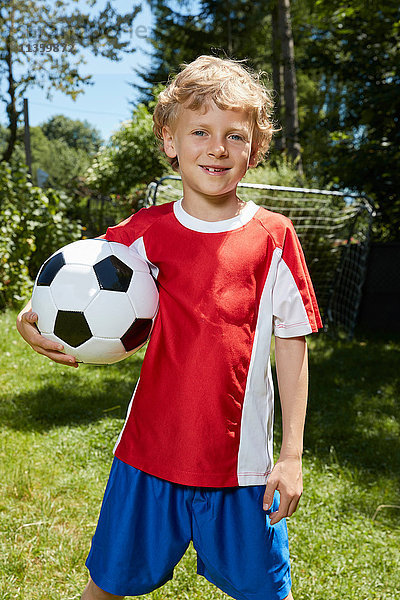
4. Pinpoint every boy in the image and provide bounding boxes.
[17,55,322,600]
